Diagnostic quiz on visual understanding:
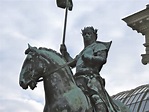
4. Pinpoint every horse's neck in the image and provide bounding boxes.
[43,69,75,102]
[41,50,76,101]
